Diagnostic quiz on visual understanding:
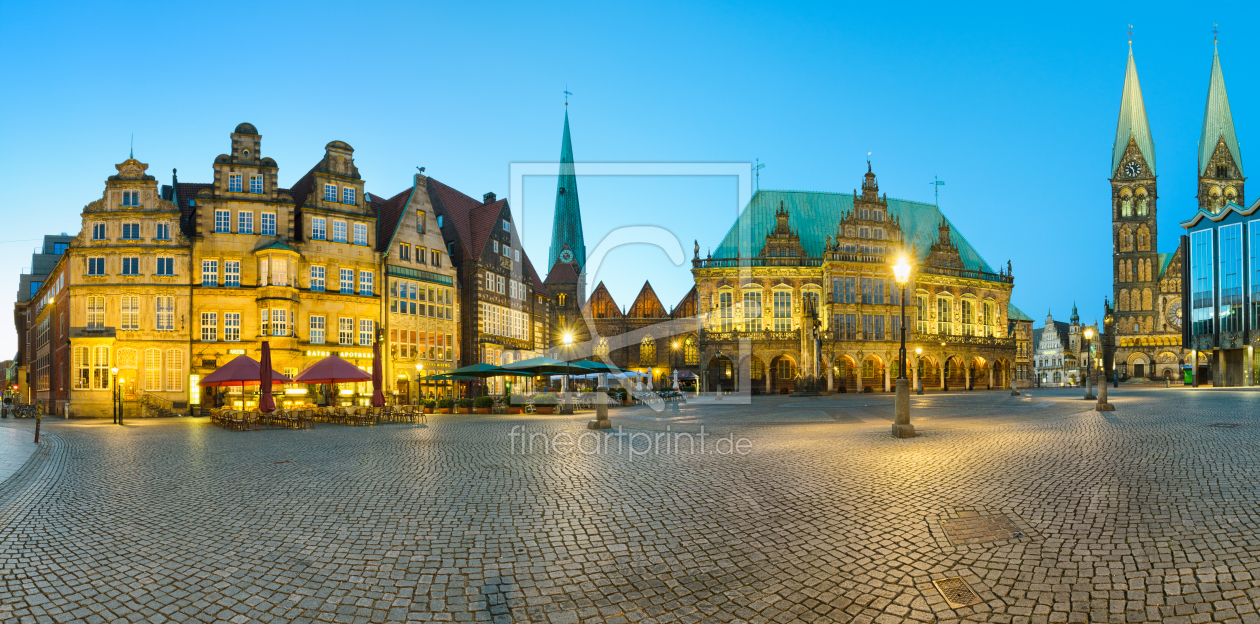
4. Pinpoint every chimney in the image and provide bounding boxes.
[483,192,497,204]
